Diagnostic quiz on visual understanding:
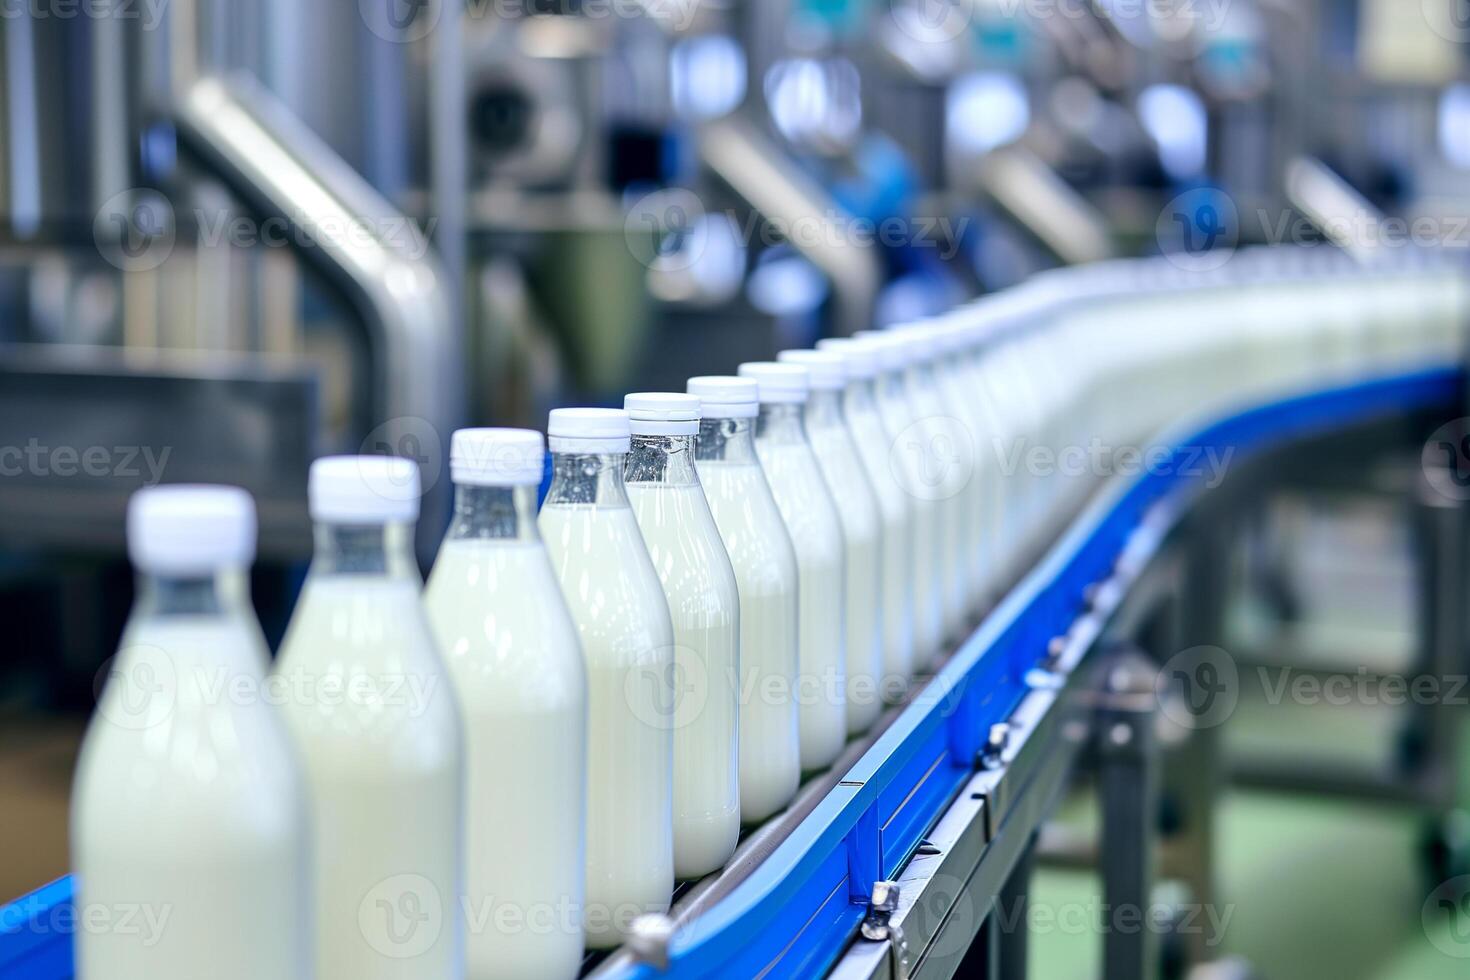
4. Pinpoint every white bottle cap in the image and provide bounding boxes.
[127,484,257,575]
[854,330,911,370]
[450,428,545,487]
[737,361,809,404]
[625,392,701,436]
[815,336,879,379]
[688,376,759,418]
[309,456,421,524]
[776,349,847,390]
[547,407,632,454]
